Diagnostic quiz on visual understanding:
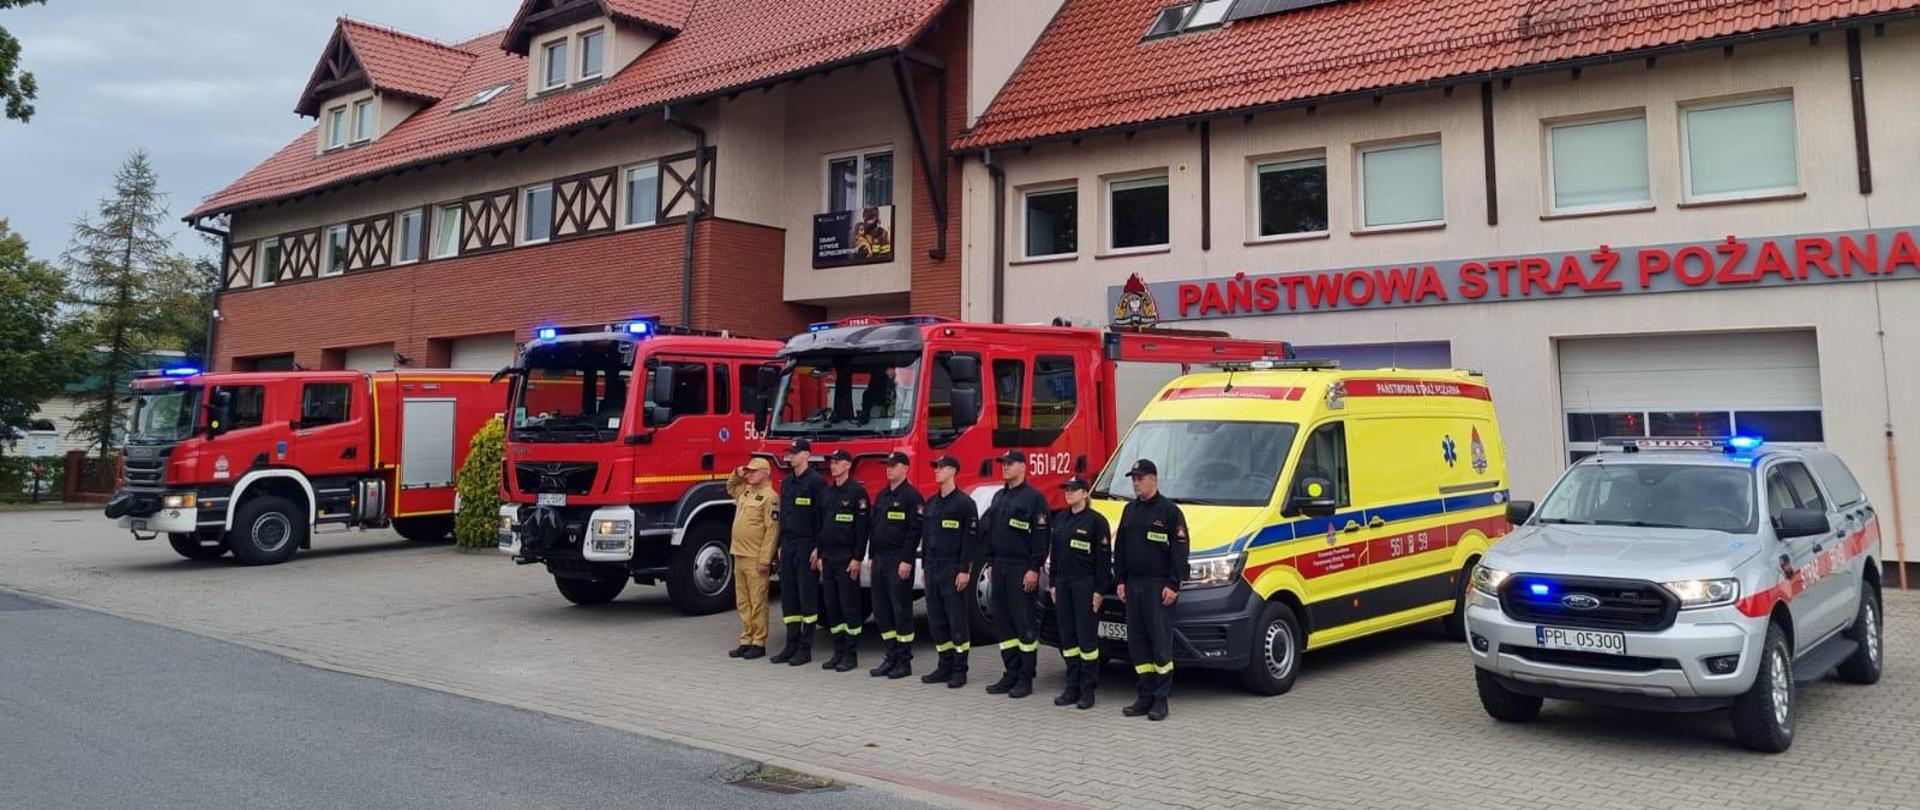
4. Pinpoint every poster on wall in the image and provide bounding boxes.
[813,205,895,269]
